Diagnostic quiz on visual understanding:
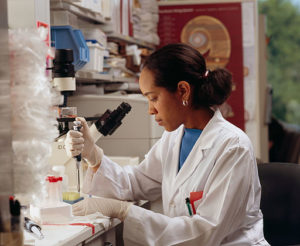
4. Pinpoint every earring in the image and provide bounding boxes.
[182,100,188,106]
